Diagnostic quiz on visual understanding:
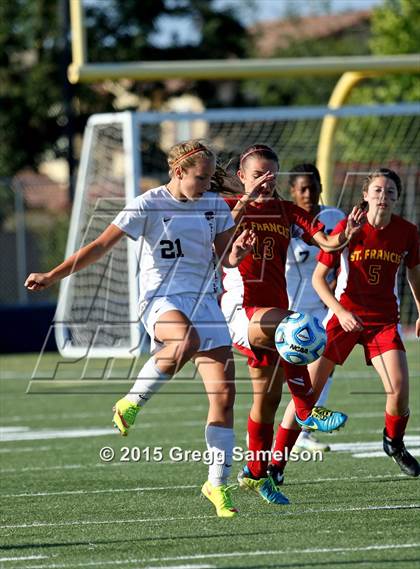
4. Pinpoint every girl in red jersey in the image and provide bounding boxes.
[282,167,420,477]
[221,144,365,504]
